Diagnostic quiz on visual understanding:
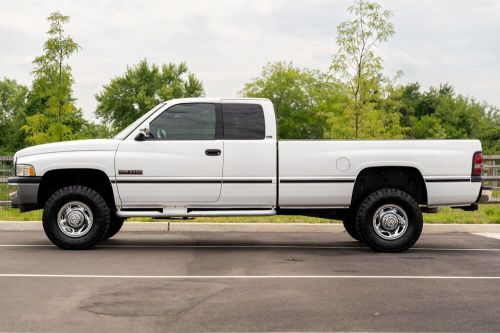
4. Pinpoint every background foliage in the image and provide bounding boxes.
[0,2,499,154]
[95,60,204,134]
